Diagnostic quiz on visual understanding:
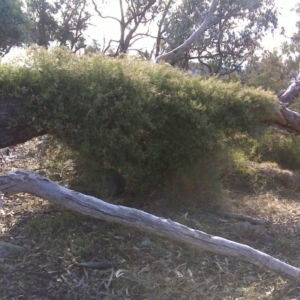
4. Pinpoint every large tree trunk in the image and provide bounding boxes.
[0,97,46,148]
[0,96,299,150]
[0,170,300,280]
